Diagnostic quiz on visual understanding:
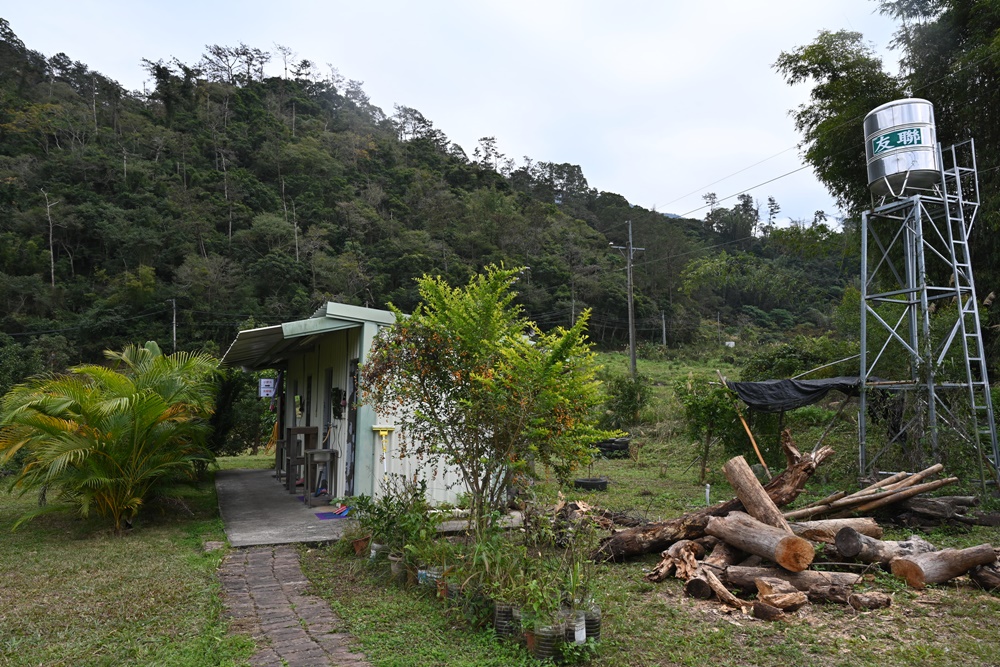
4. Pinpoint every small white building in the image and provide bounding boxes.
[221,302,463,504]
